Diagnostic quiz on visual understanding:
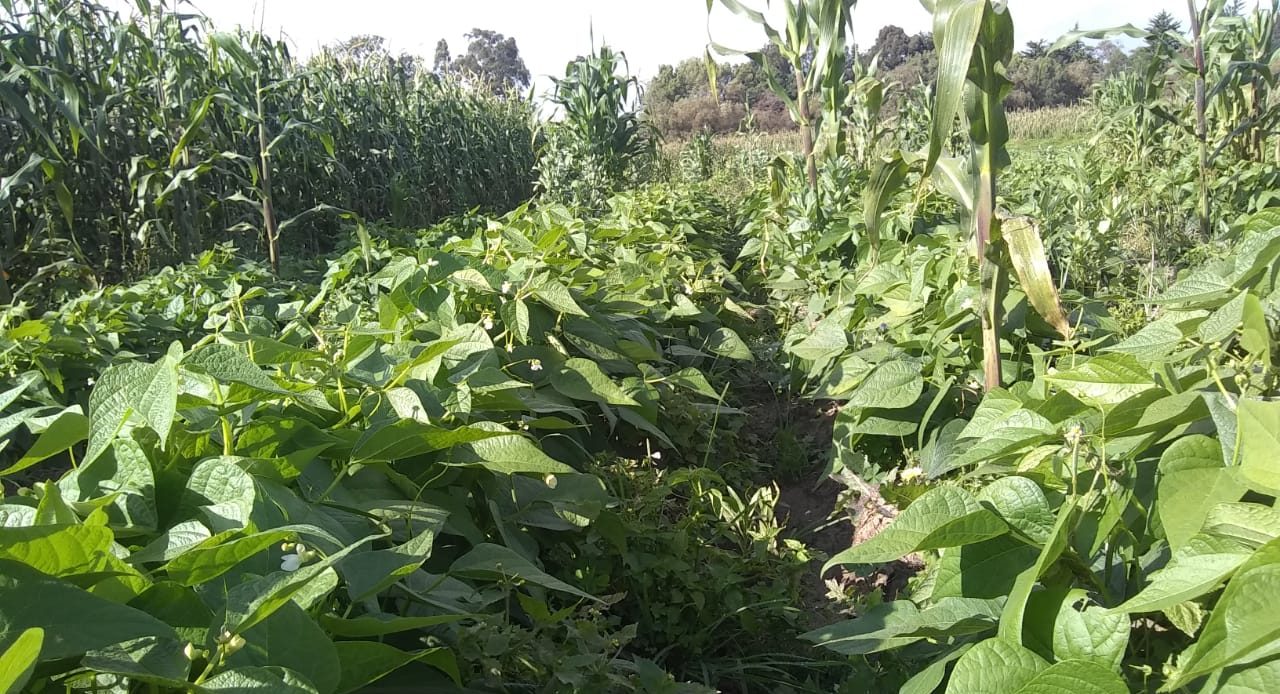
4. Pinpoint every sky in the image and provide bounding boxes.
[103,0,1189,96]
